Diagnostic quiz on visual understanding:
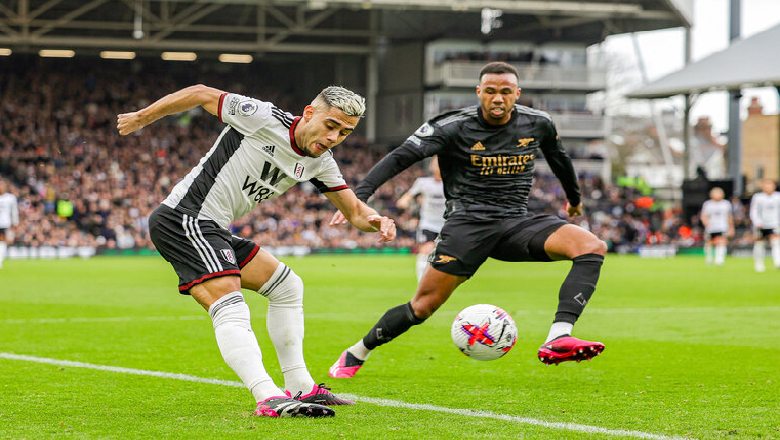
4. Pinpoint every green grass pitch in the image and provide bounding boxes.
[1,254,778,439]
